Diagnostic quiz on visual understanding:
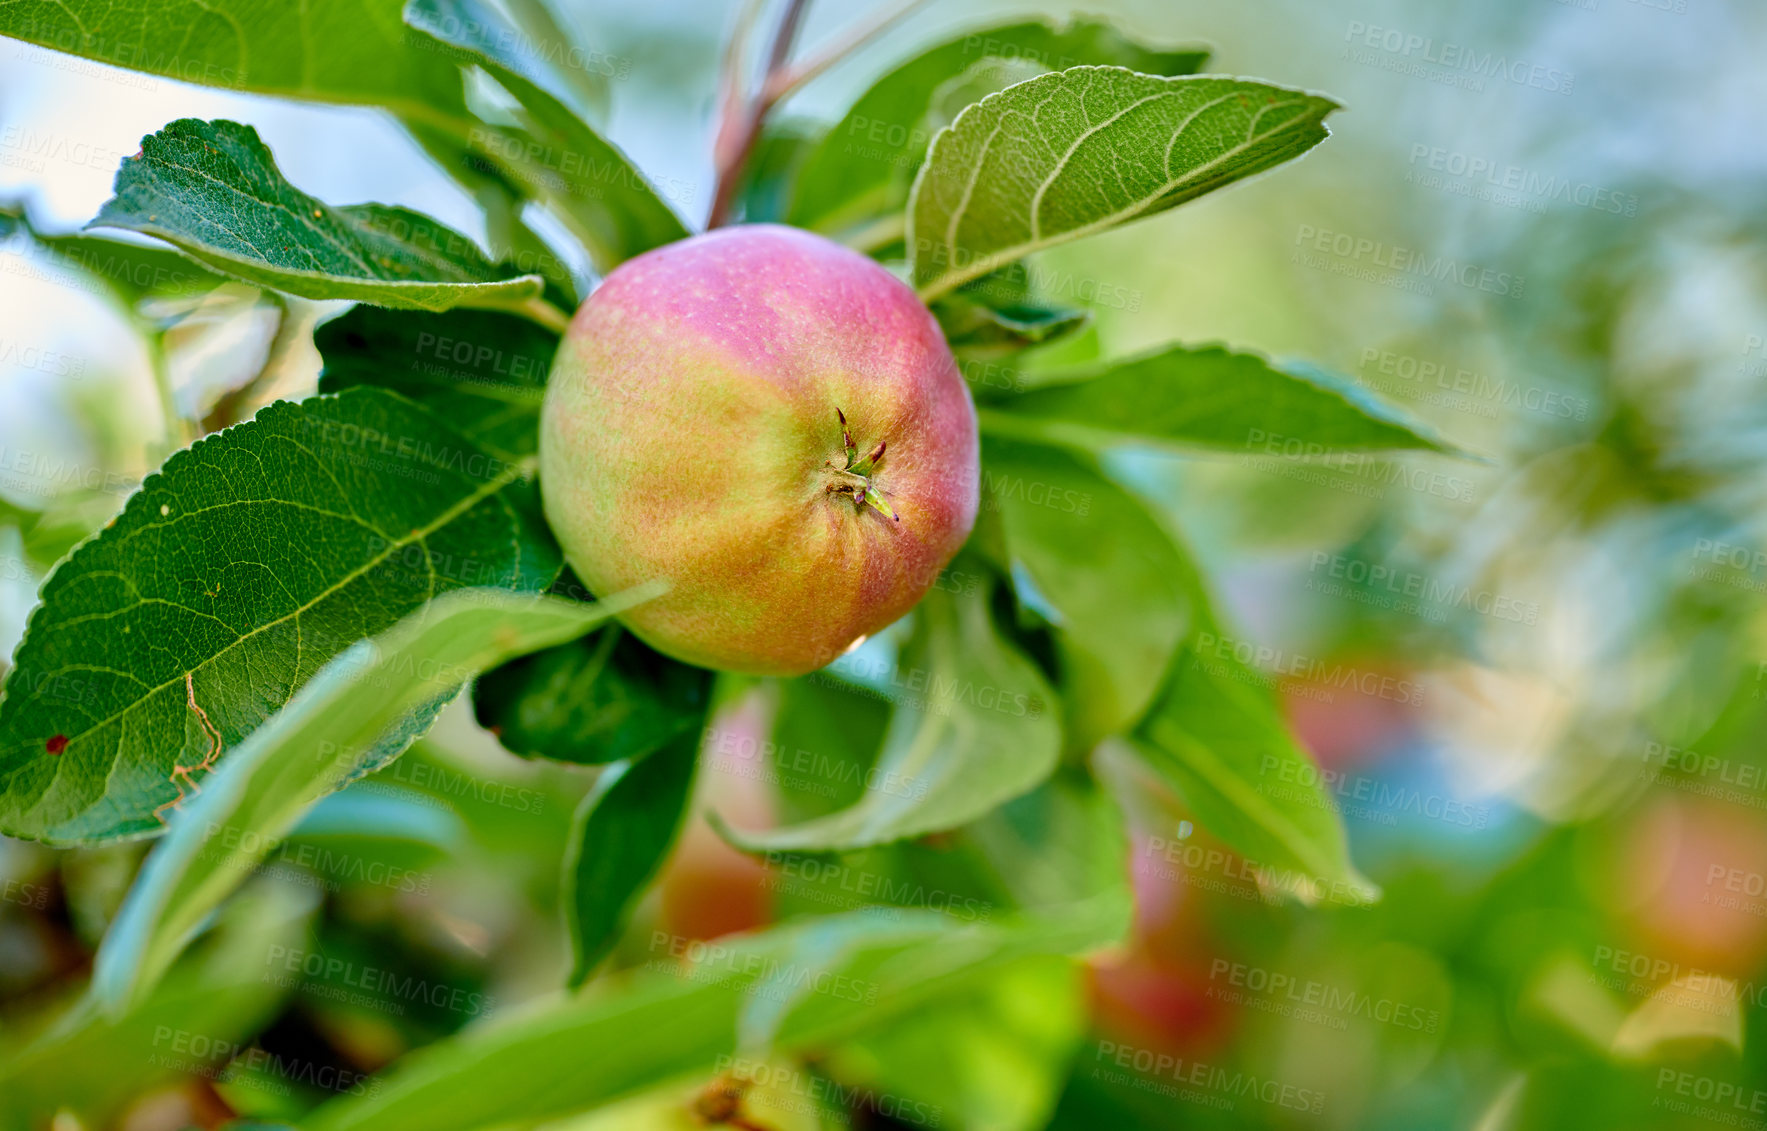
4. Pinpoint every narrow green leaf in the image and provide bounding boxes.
[790,20,1207,234]
[0,387,561,845]
[910,68,1338,300]
[91,586,656,1014]
[405,0,691,271]
[474,623,712,766]
[1131,637,1378,904]
[982,437,1193,750]
[716,578,1060,853]
[316,305,557,460]
[89,119,547,315]
[978,343,1462,456]
[303,907,1117,1131]
[0,0,465,116]
[563,727,699,987]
